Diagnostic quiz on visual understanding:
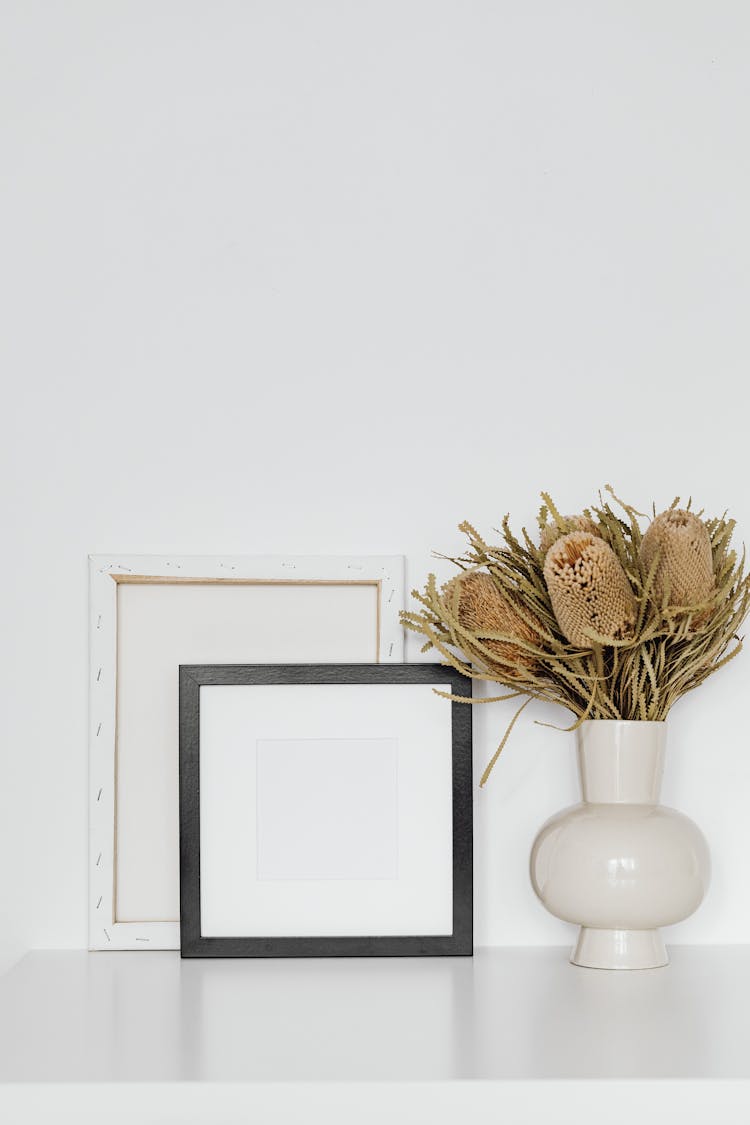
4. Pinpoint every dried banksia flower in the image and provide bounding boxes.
[640,509,714,609]
[442,571,540,673]
[540,514,601,555]
[402,488,750,779]
[544,532,637,647]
